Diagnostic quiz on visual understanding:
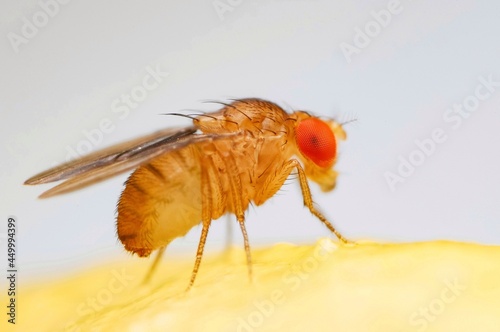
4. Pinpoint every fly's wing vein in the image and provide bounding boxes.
[25,126,197,185]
